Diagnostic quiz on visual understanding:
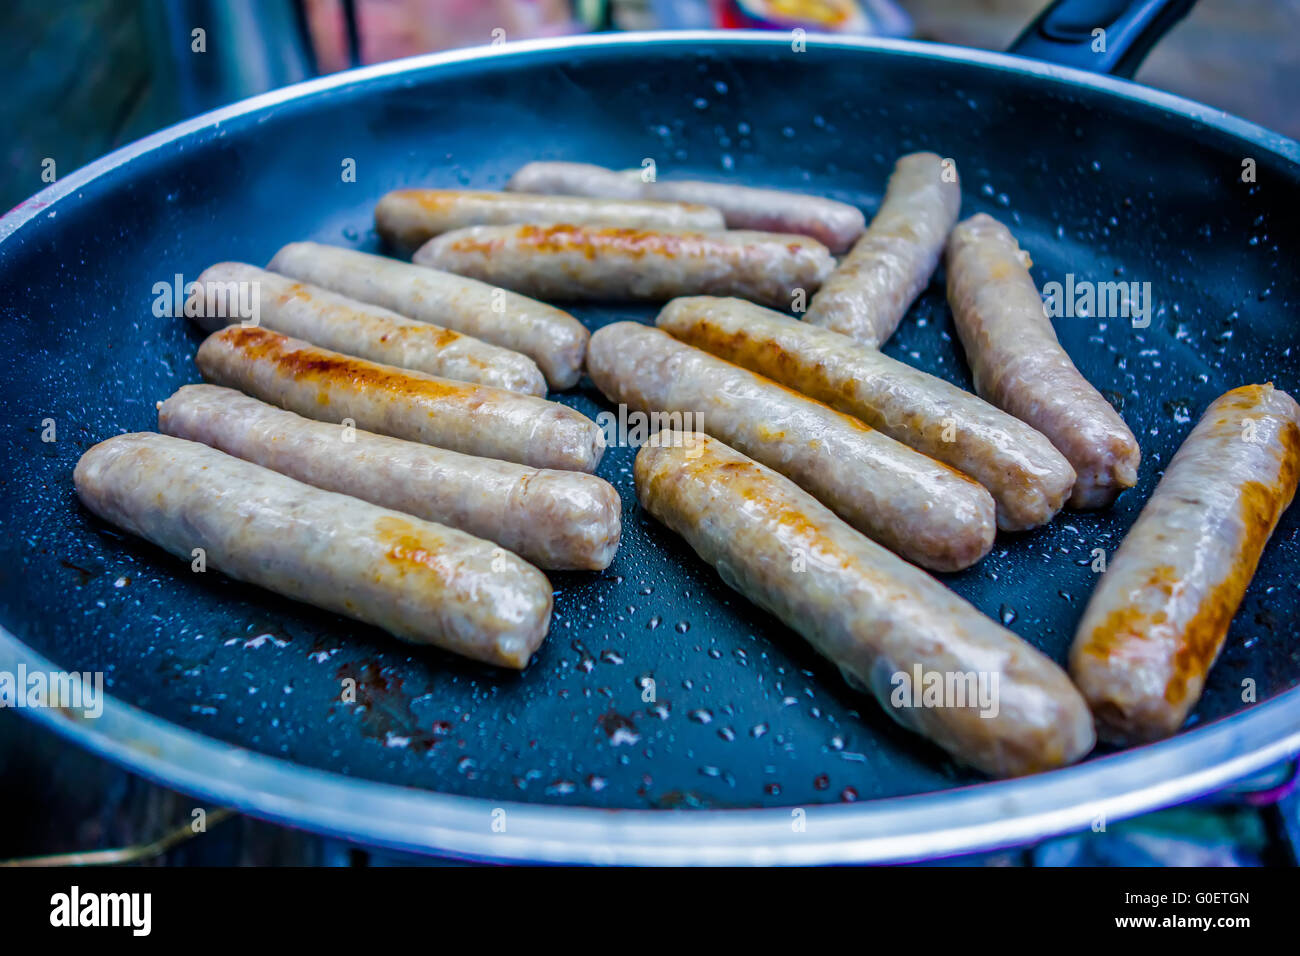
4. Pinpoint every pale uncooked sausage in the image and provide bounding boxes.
[74,433,553,668]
